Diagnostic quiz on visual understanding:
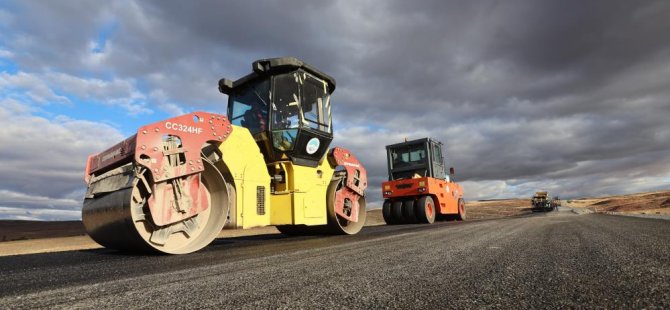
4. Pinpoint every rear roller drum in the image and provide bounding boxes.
[325,173,367,235]
[415,195,436,224]
[82,159,229,254]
